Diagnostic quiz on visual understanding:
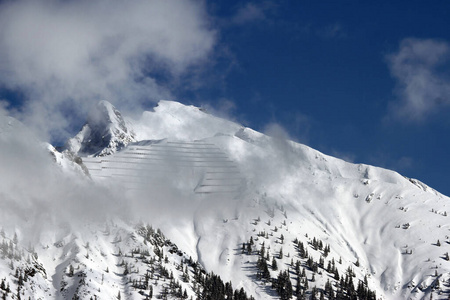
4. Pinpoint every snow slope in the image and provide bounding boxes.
[1,100,450,299]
